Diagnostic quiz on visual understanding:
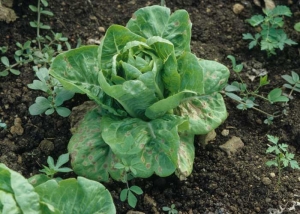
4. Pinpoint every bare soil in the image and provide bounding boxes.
[1,0,300,213]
